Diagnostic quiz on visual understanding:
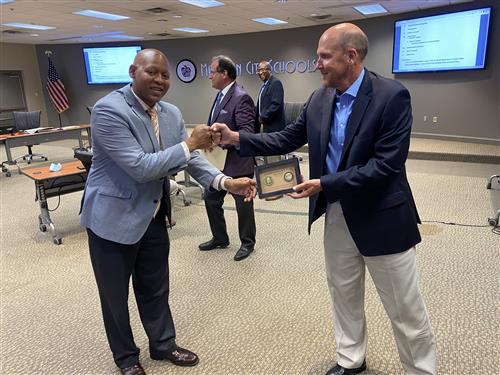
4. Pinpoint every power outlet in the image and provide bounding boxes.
[432,116,438,123]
